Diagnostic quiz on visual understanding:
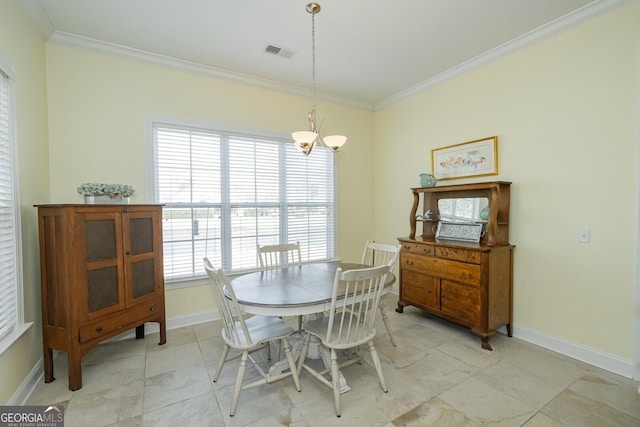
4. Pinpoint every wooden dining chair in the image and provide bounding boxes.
[203,258,301,416]
[257,241,302,270]
[361,240,401,346]
[297,264,391,417]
